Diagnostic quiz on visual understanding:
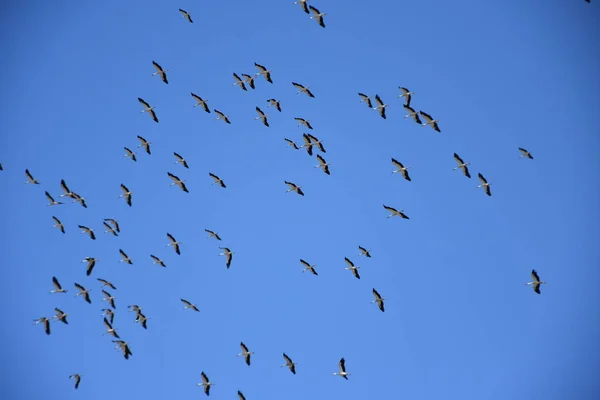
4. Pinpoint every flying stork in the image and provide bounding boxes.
[526,269,547,294]
[241,73,256,89]
[267,98,281,112]
[333,357,351,380]
[309,5,326,27]
[358,246,372,258]
[294,0,309,13]
[173,152,189,168]
[214,109,231,124]
[237,342,254,366]
[518,148,534,159]
[123,147,137,162]
[167,172,189,193]
[391,158,411,181]
[167,233,182,255]
[25,169,40,184]
[119,249,133,265]
[197,372,213,396]
[59,179,75,198]
[255,106,269,127]
[358,93,373,108]
[344,257,361,279]
[102,308,115,324]
[128,305,143,314]
[284,138,299,150]
[50,276,68,293]
[104,218,120,232]
[178,8,193,23]
[477,173,492,196]
[191,93,210,113]
[281,353,297,374]
[238,391,247,400]
[102,317,119,338]
[403,104,422,124]
[453,153,471,178]
[315,154,331,175]
[136,135,152,154]
[419,111,441,132]
[72,192,88,208]
[383,204,409,219]
[205,229,222,241]
[52,216,65,233]
[119,184,133,206]
[45,191,63,206]
[292,82,315,98]
[97,278,117,290]
[78,225,96,240]
[82,257,98,276]
[300,259,318,275]
[209,173,226,188]
[254,62,273,83]
[70,374,81,389]
[219,247,234,269]
[233,73,247,91]
[138,97,159,123]
[181,298,200,312]
[397,87,414,106]
[113,340,133,359]
[285,181,304,196]
[307,133,326,153]
[295,117,313,129]
[74,283,92,304]
[135,312,149,329]
[371,288,386,312]
[103,221,119,236]
[34,317,51,335]
[152,61,168,84]
[53,308,69,324]
[373,94,388,119]
[301,133,315,155]
[101,290,116,309]
[150,254,166,267]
